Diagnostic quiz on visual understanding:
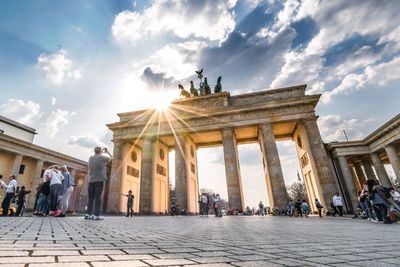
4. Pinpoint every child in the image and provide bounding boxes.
[122,191,134,217]
[302,200,311,217]
[16,186,31,216]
